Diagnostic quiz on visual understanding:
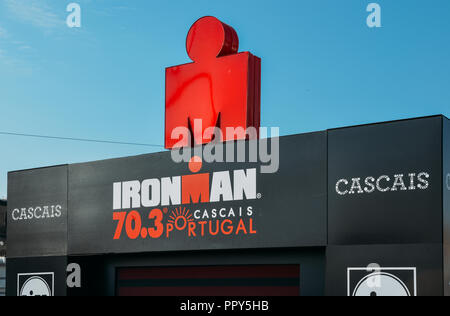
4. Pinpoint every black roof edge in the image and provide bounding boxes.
[5,114,448,174]
[8,164,68,175]
[328,114,446,132]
